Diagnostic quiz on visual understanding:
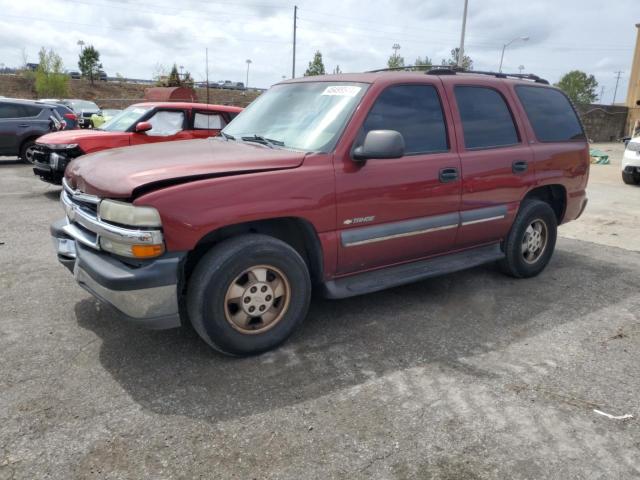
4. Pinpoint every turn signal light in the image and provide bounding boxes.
[131,244,164,258]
